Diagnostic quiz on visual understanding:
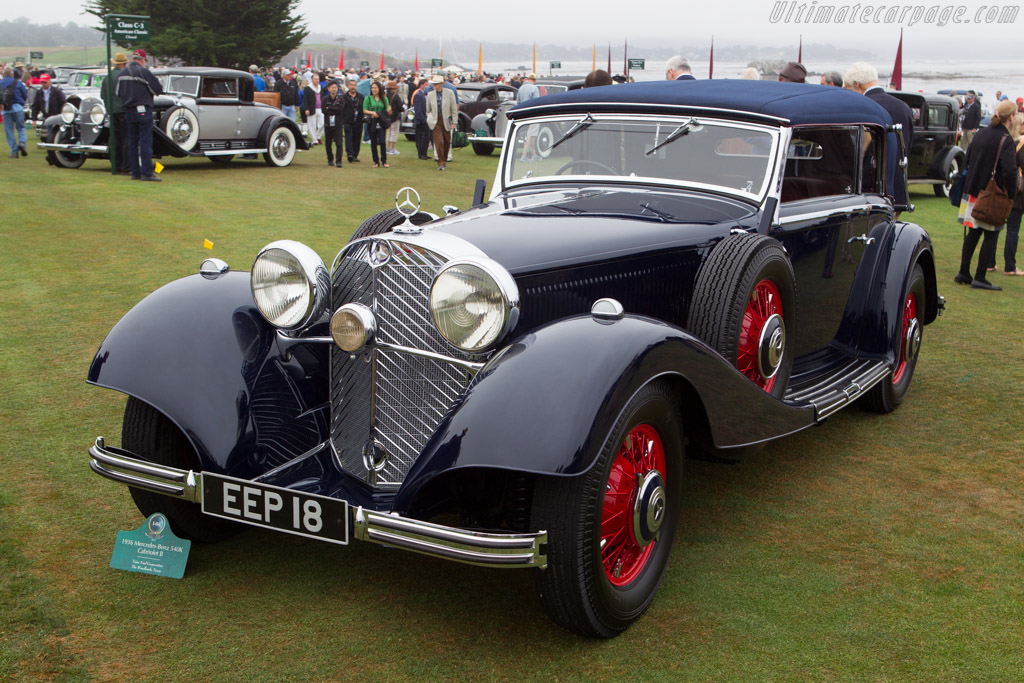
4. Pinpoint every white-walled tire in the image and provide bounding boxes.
[264,125,296,167]
[163,107,200,151]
